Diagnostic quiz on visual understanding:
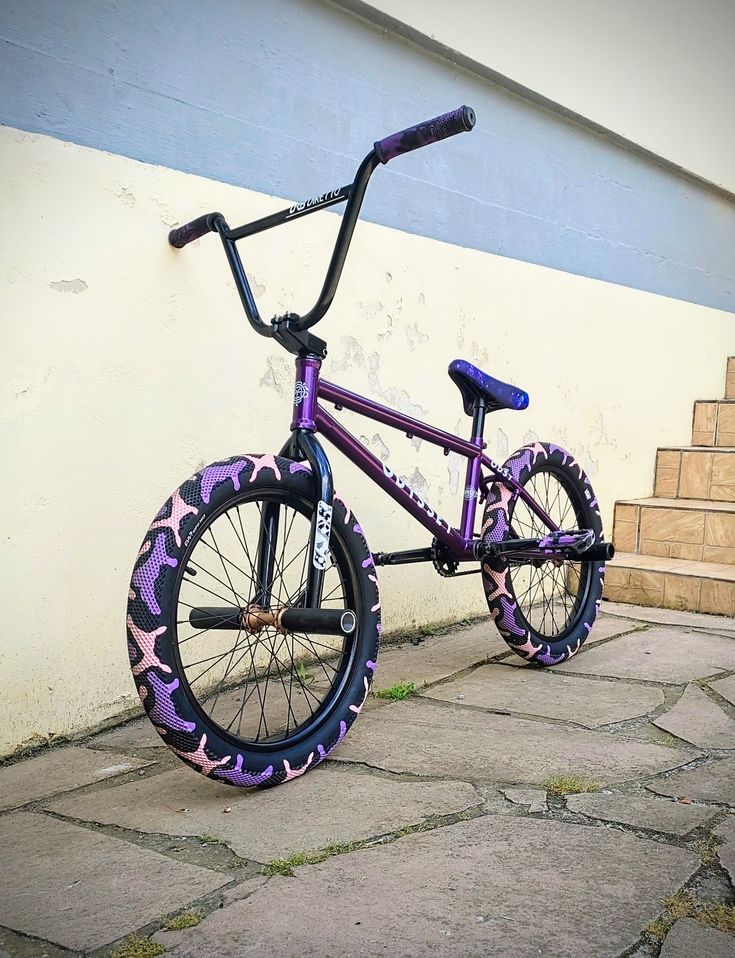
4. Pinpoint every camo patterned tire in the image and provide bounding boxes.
[127,454,380,788]
[481,442,605,666]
